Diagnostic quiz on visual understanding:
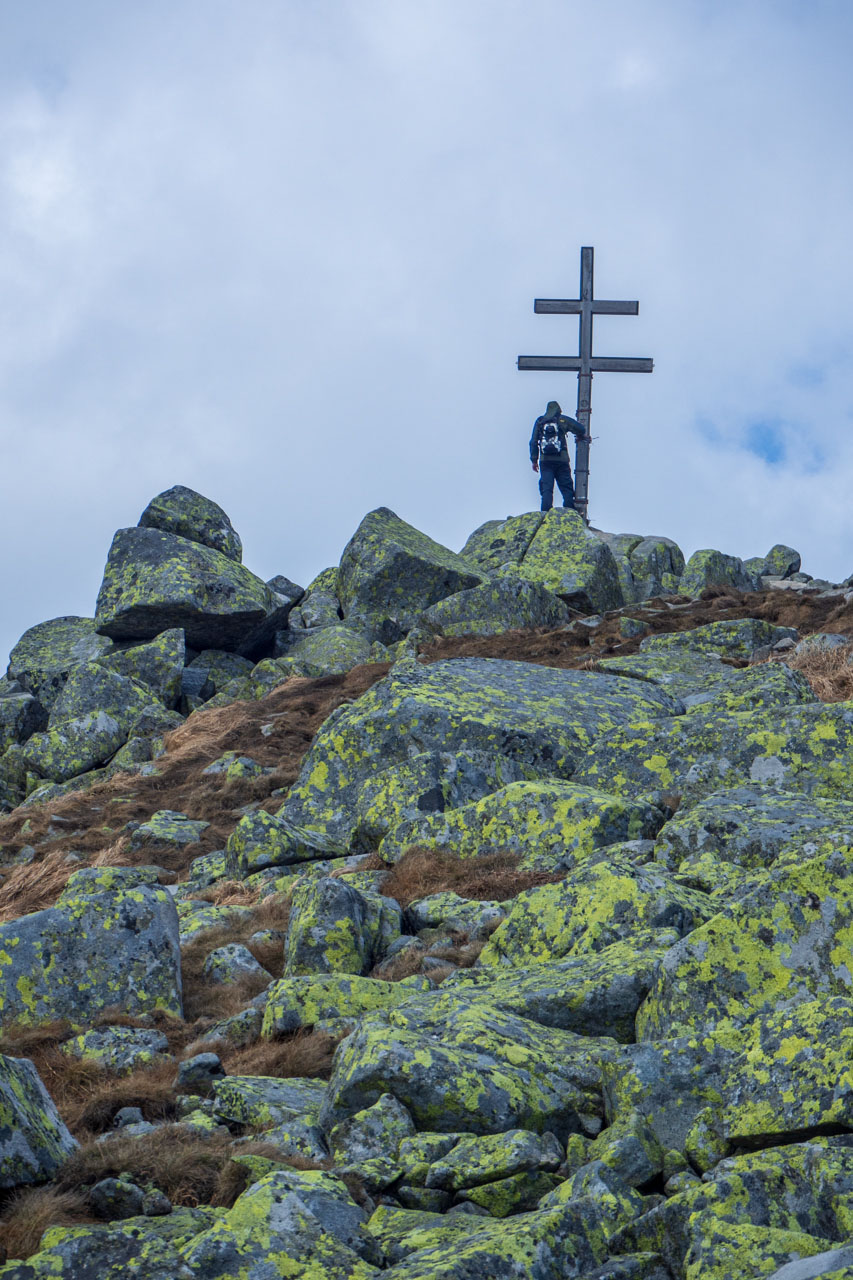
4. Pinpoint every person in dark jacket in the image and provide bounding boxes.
[529,400,585,511]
